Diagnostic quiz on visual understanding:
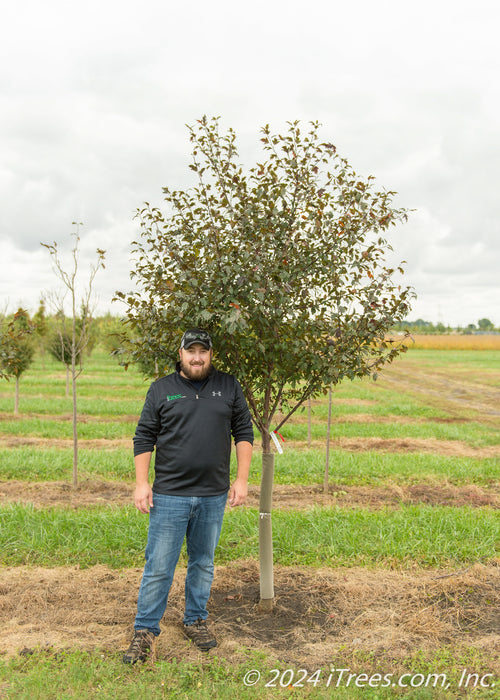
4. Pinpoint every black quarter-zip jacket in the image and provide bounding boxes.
[133,365,254,496]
